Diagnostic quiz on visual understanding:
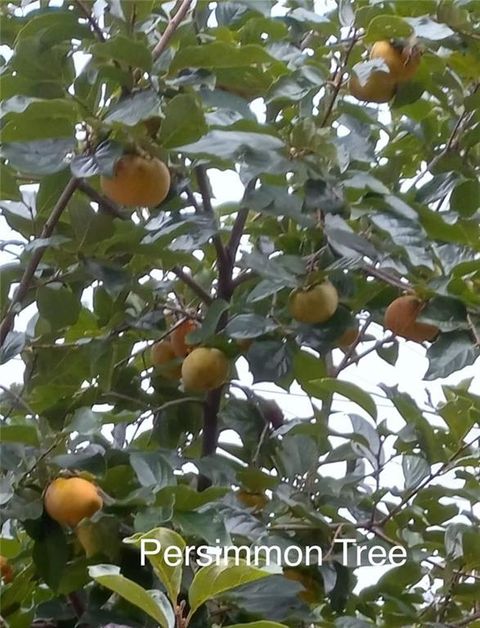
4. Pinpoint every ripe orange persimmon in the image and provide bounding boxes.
[44,477,103,528]
[151,340,182,379]
[100,154,170,208]
[171,320,199,358]
[370,40,421,82]
[349,73,396,103]
[0,556,13,584]
[336,321,360,348]
[181,347,230,392]
[289,281,338,324]
[384,295,439,343]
